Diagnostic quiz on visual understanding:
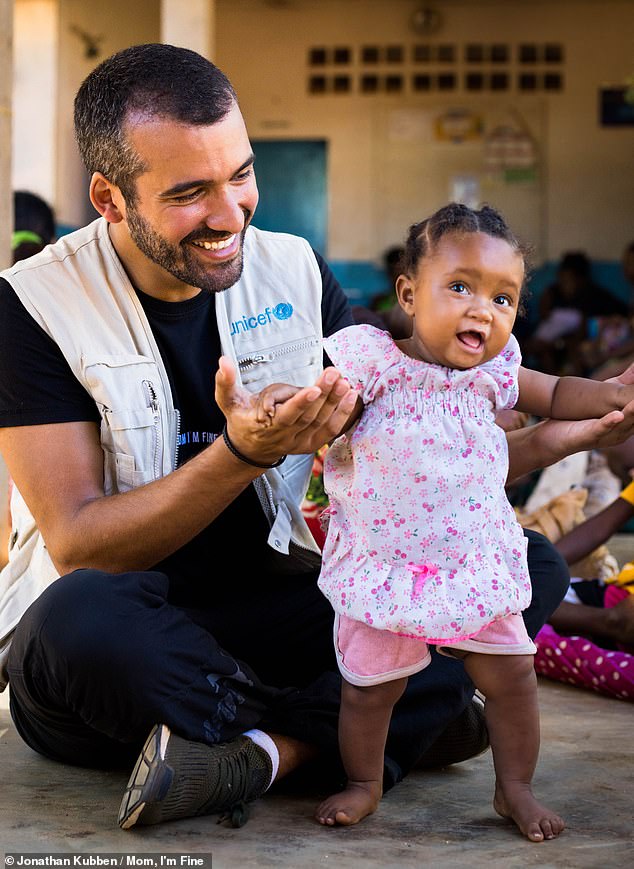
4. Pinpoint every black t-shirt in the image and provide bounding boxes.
[0,250,353,599]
